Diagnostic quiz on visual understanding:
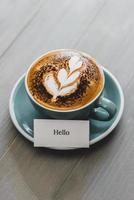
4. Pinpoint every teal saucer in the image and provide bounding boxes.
[9,68,124,149]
